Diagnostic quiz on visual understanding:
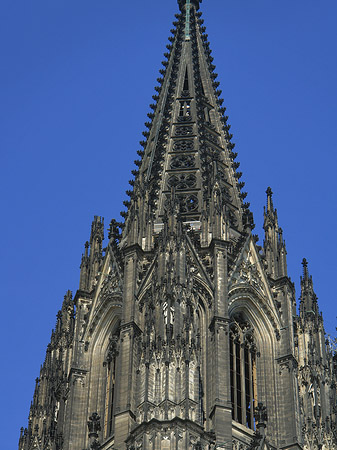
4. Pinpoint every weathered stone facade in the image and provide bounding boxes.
[19,1,337,449]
